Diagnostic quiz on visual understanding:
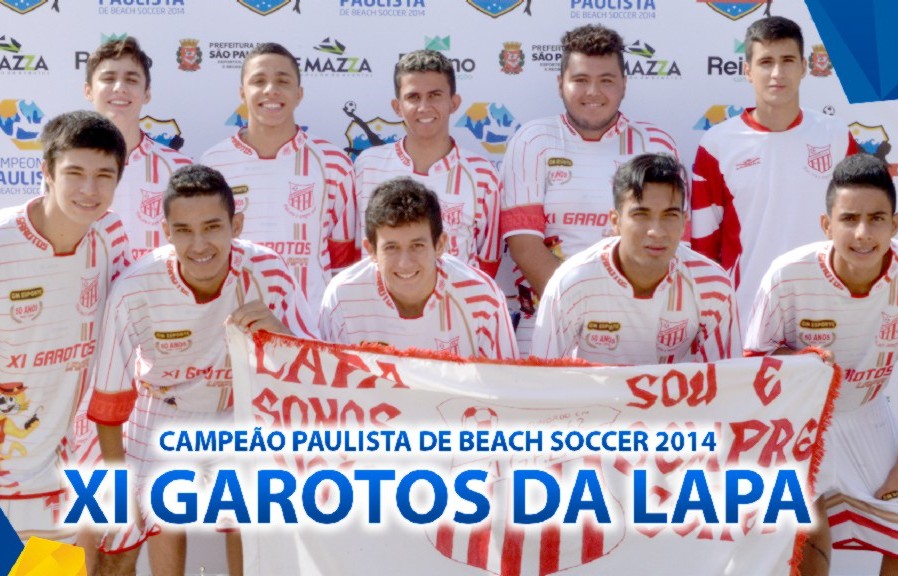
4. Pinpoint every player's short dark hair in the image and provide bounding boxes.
[745,16,804,62]
[394,49,456,97]
[164,165,236,219]
[86,36,152,89]
[365,177,443,246]
[560,24,625,76]
[825,154,897,215]
[241,42,301,85]
[41,110,126,180]
[612,153,687,211]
